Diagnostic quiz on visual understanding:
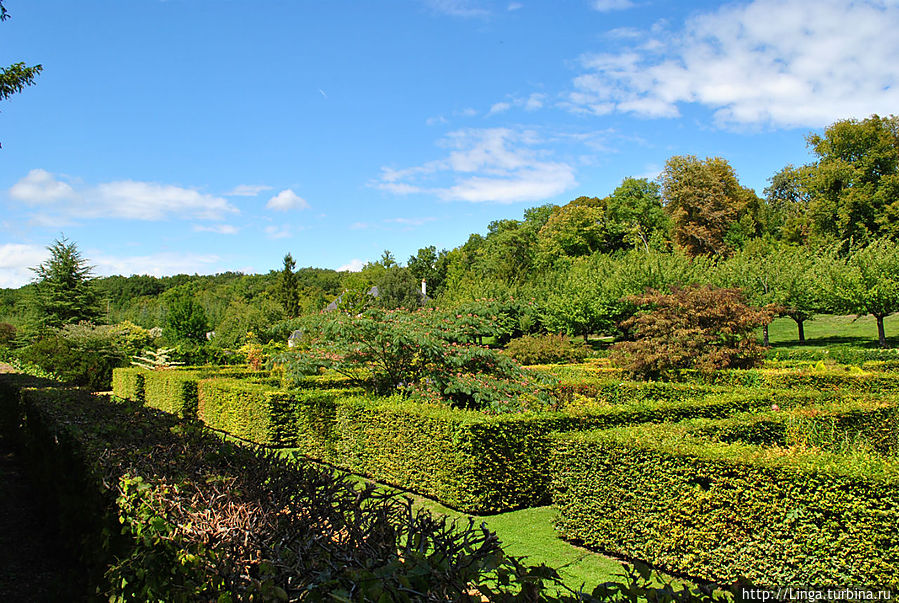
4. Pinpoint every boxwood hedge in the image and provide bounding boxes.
[551,402,899,586]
